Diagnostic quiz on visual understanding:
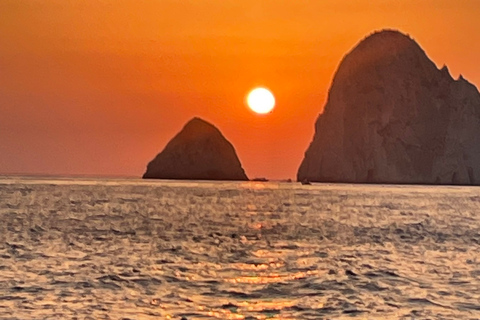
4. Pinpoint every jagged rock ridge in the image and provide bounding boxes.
[298,30,480,185]
[143,117,248,181]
